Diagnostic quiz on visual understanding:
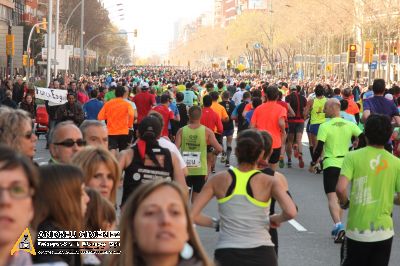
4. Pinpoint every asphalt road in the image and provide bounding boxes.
[33,134,400,266]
